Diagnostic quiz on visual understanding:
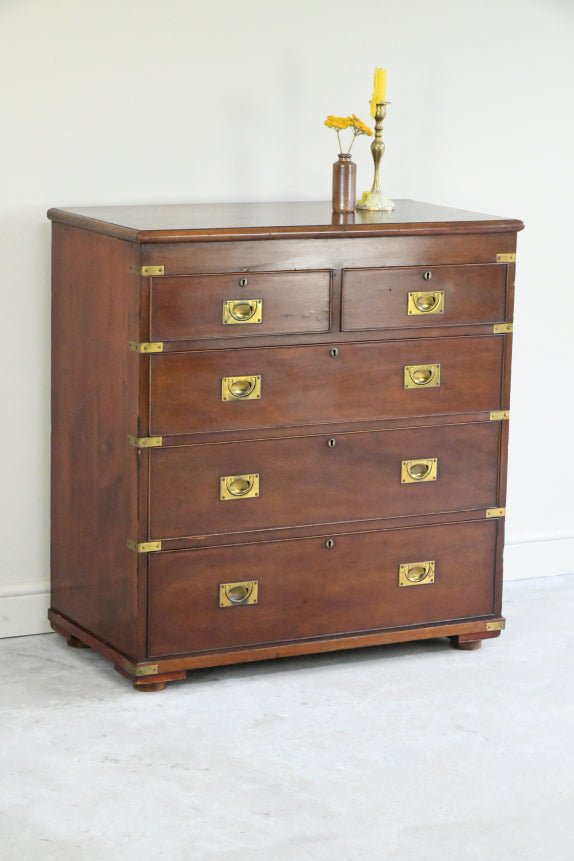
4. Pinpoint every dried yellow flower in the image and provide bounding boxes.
[325,113,374,154]
[324,115,353,130]
[349,114,373,136]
